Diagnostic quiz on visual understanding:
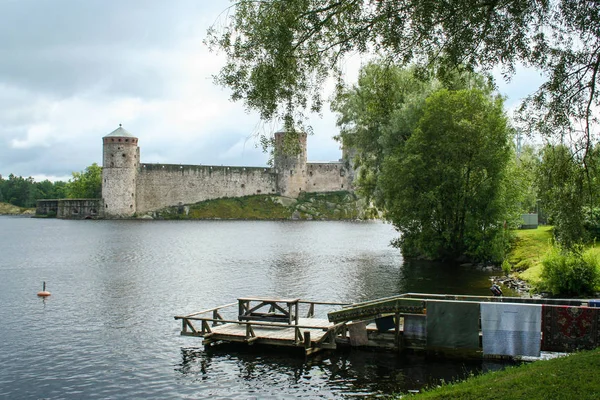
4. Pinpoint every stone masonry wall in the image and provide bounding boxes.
[135,163,278,214]
[306,162,352,192]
